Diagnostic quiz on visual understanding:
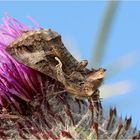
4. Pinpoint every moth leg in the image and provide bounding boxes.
[92,89,102,116]
[55,57,66,85]
[89,89,102,122]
